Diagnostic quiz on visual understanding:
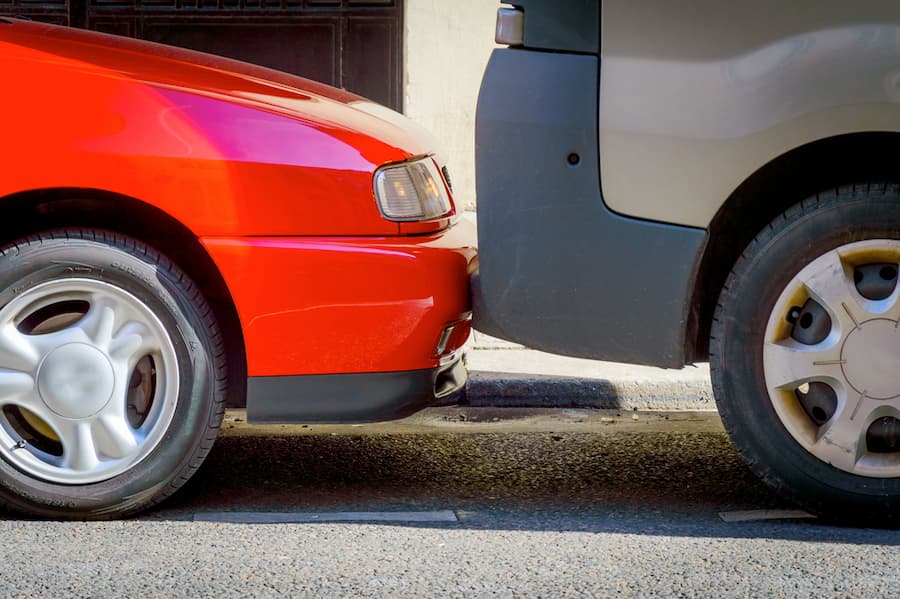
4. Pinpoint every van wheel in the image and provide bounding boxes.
[711,184,900,525]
